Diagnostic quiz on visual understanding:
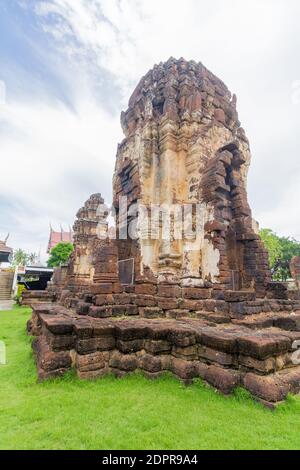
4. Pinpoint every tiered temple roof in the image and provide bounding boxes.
[47,227,73,253]
[0,236,12,263]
